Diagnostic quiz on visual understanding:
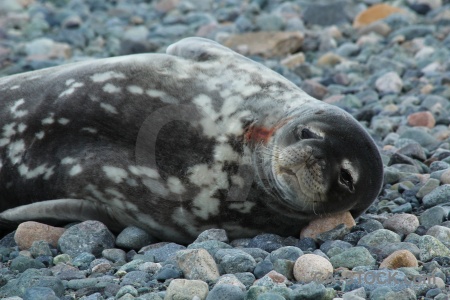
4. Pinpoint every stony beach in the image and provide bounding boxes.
[1,0,450,299]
